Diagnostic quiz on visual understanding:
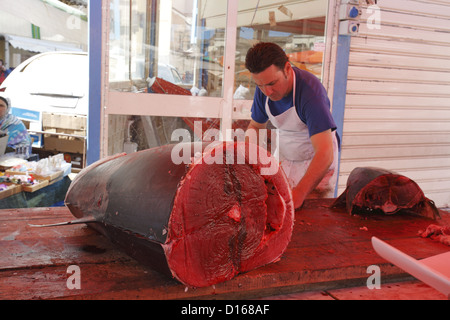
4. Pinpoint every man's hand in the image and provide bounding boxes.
[292,185,307,210]
[291,129,334,210]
